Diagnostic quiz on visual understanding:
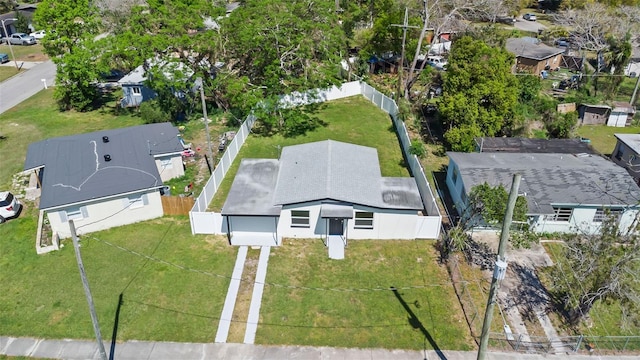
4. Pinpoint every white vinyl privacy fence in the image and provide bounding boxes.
[190,81,441,239]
